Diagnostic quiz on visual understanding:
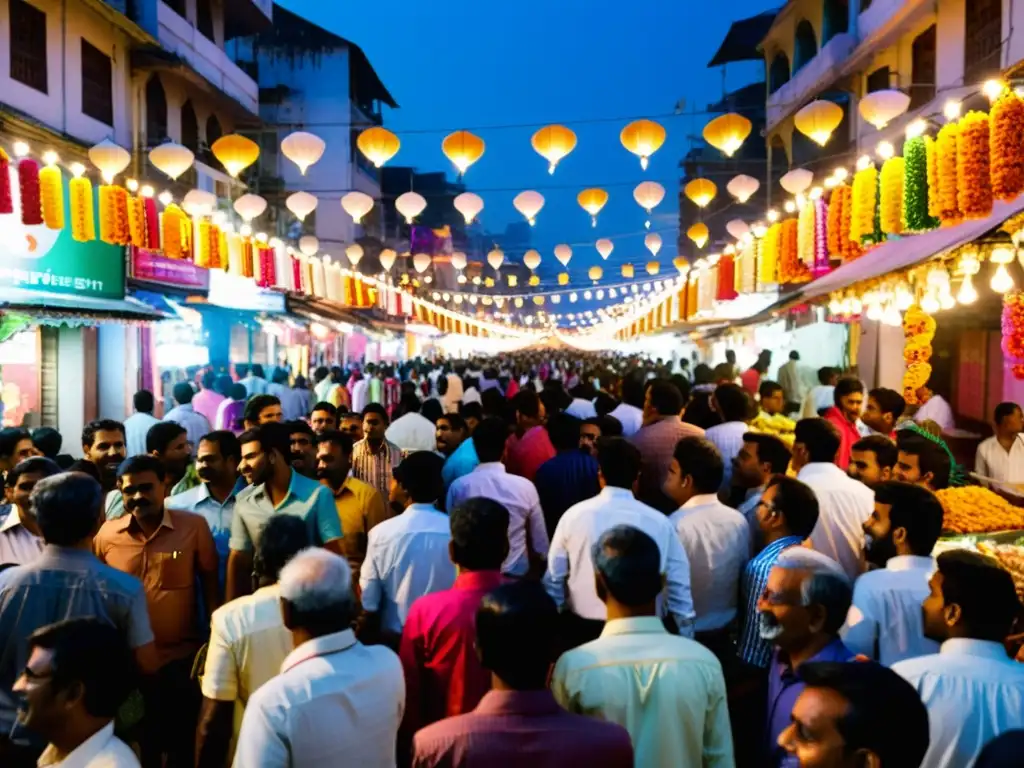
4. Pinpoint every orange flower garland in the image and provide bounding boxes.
[902,304,937,404]
[98,185,129,245]
[778,218,809,283]
[991,91,1024,202]
[127,196,146,247]
[850,165,878,244]
[161,203,188,259]
[38,164,64,230]
[925,136,942,220]
[957,111,993,219]
[936,122,961,224]
[827,184,846,258]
